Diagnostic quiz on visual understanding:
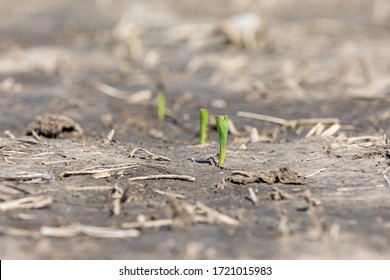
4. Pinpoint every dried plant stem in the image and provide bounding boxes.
[129,147,171,161]
[153,189,186,199]
[237,111,289,125]
[0,226,40,238]
[196,202,241,226]
[304,168,326,179]
[128,174,196,182]
[61,165,138,177]
[248,187,258,205]
[237,111,340,127]
[122,219,174,229]
[66,186,113,191]
[0,196,53,211]
[41,224,139,238]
